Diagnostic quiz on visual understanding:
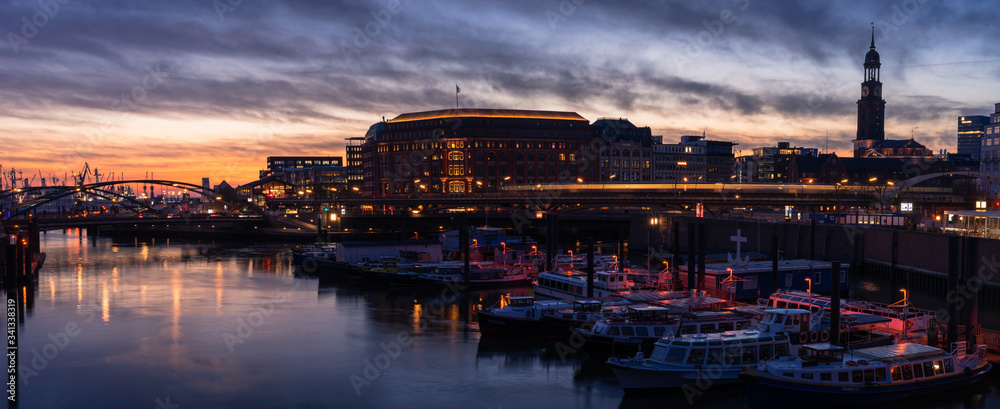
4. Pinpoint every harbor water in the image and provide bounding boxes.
[10,230,1000,408]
